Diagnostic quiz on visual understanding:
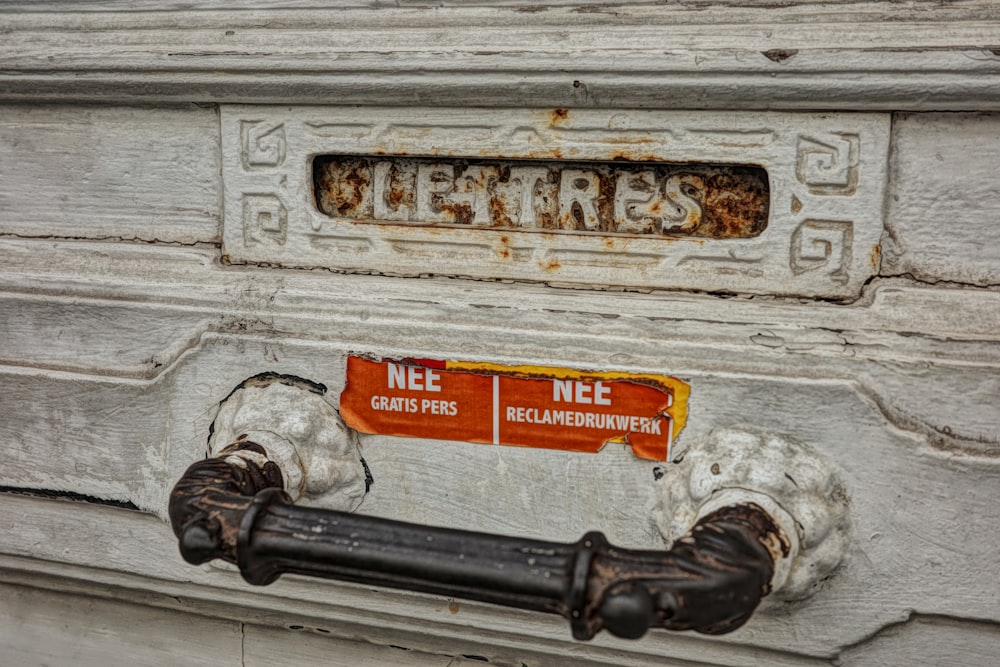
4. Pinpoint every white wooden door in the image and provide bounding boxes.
[2,2,999,665]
